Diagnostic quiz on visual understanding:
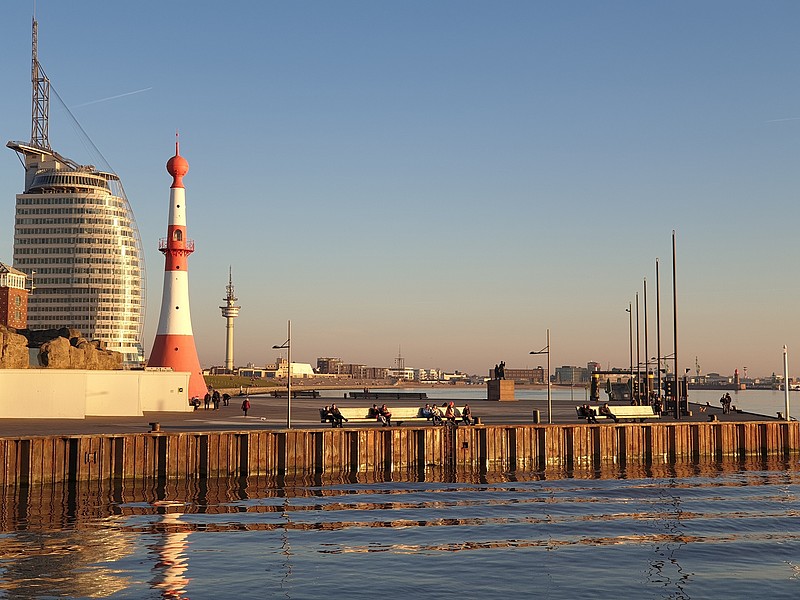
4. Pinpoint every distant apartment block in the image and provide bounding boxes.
[555,365,590,384]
